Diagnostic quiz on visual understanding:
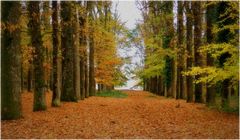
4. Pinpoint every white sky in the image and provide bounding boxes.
[113,1,143,90]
